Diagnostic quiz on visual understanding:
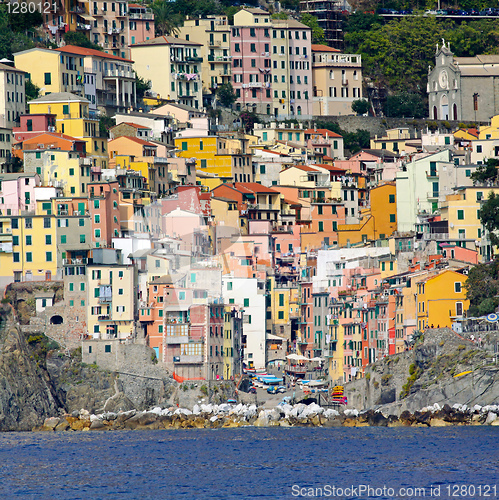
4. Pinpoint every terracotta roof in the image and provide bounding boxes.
[233,182,279,194]
[109,136,157,147]
[304,128,342,138]
[312,163,347,171]
[258,149,288,156]
[131,35,202,47]
[128,3,145,7]
[56,45,133,63]
[119,122,152,129]
[288,164,320,172]
[311,44,341,52]
[22,132,84,144]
